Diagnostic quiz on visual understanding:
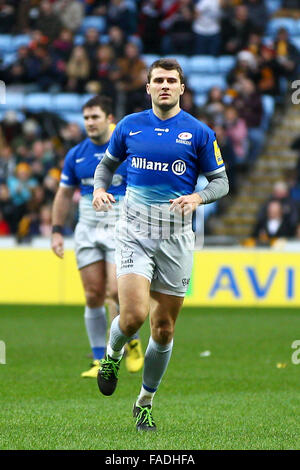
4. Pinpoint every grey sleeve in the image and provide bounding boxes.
[197,169,229,204]
[94,152,122,191]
